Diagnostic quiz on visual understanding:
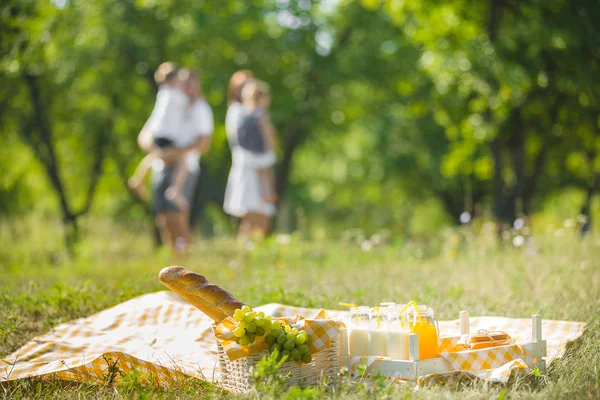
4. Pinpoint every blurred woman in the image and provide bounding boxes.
[137,67,213,254]
[223,71,277,239]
